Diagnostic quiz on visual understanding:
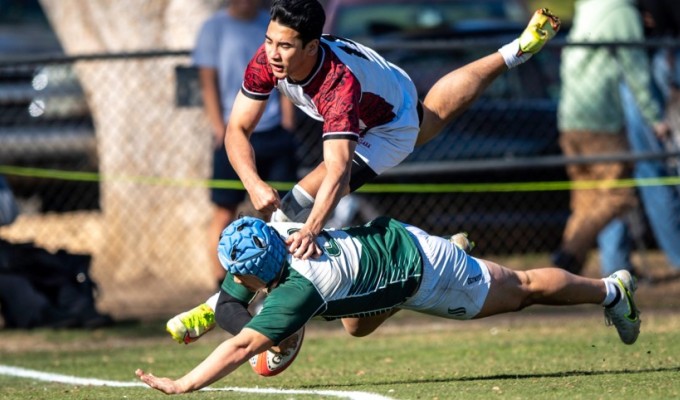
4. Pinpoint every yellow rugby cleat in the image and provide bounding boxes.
[518,8,561,56]
[166,303,216,344]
